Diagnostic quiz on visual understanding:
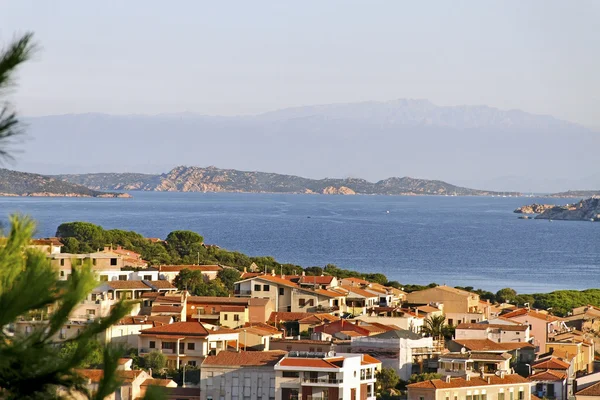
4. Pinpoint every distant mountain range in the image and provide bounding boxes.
[16,99,600,193]
[0,169,129,198]
[56,165,519,196]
